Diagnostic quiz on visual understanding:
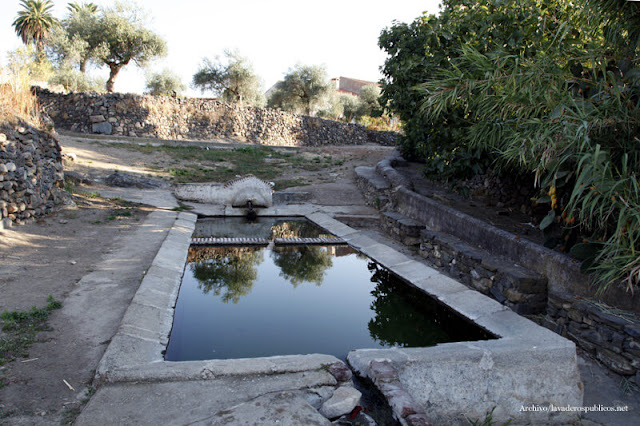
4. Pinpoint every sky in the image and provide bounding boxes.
[1,0,442,97]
